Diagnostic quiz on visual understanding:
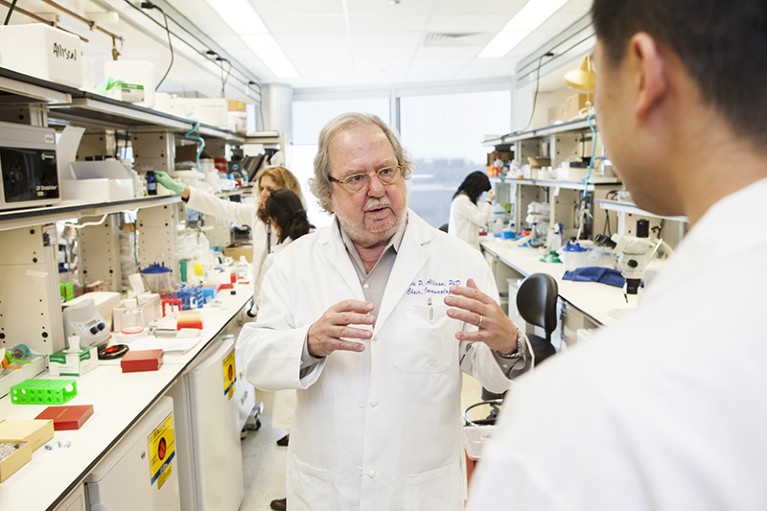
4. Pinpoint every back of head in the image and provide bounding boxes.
[265,188,313,243]
[311,112,416,212]
[454,170,492,203]
[591,0,767,146]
